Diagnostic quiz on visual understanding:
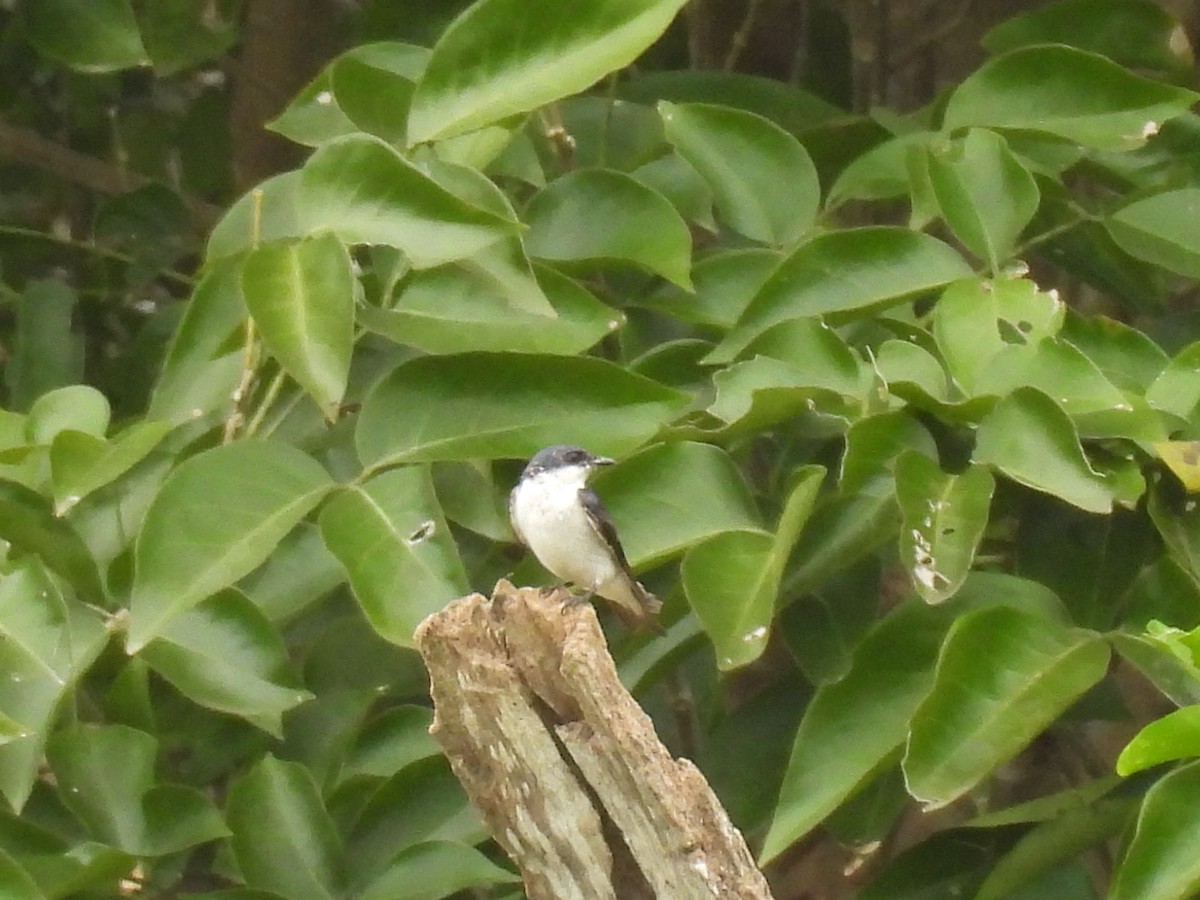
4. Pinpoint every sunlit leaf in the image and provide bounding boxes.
[1111,760,1200,900]
[1107,188,1200,278]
